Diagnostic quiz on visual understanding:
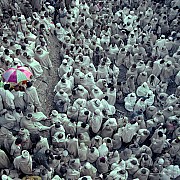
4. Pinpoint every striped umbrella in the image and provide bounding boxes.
[2,66,33,84]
